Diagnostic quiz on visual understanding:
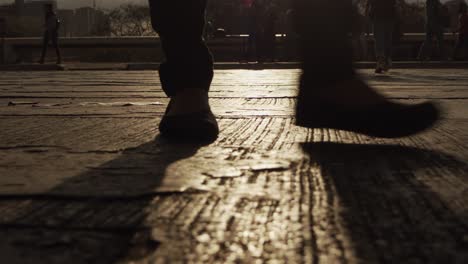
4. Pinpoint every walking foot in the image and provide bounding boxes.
[375,56,385,74]
[296,78,440,138]
[159,89,219,142]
